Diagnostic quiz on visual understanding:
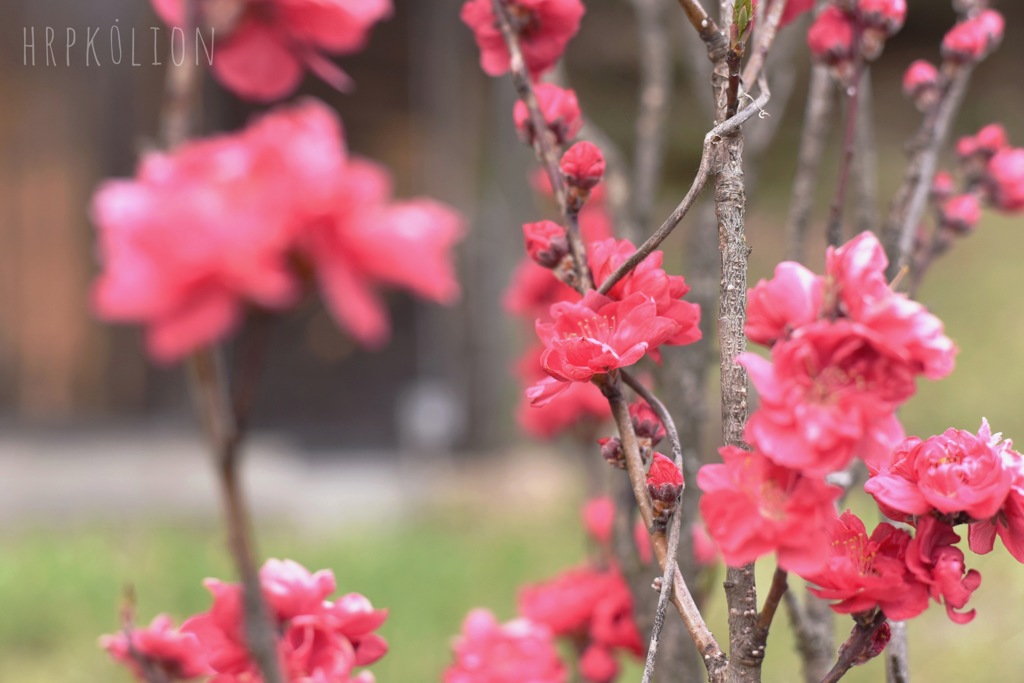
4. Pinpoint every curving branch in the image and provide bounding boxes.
[597,84,771,296]
[820,611,889,683]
